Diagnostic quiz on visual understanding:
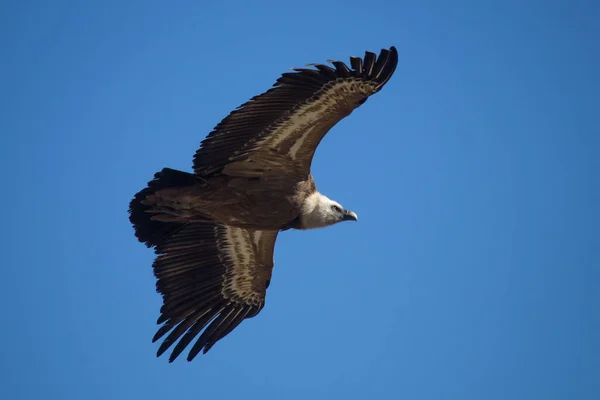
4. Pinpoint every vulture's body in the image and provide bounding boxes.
[129,46,398,362]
